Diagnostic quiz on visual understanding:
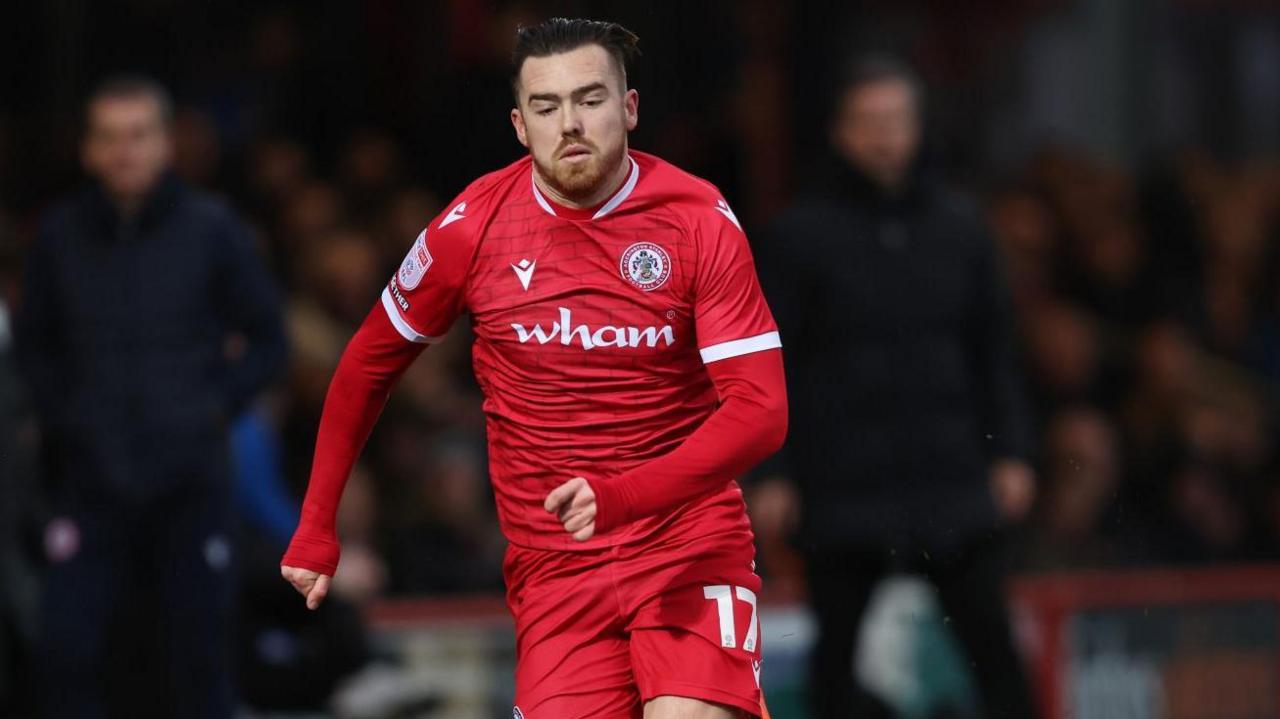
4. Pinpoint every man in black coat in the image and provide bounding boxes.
[17,76,286,718]
[756,58,1038,718]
